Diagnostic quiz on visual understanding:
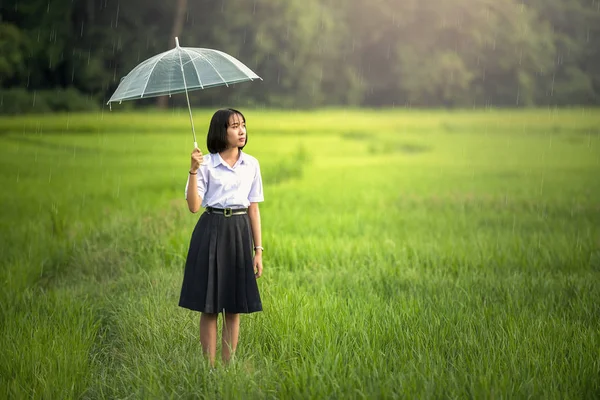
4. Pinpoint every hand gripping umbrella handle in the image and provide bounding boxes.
[193,141,208,166]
